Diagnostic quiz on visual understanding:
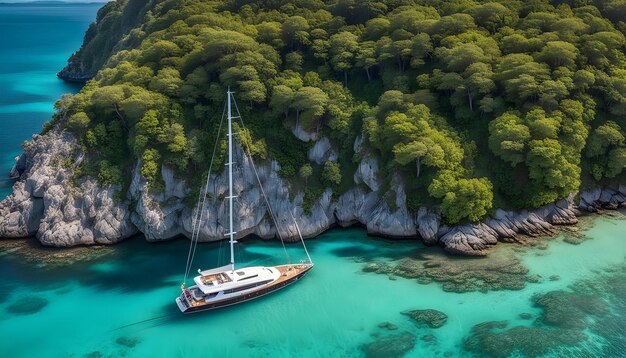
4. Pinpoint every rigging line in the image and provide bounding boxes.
[184,169,207,282]
[184,171,206,281]
[188,100,227,279]
[183,100,227,283]
[231,94,291,265]
[291,211,313,264]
